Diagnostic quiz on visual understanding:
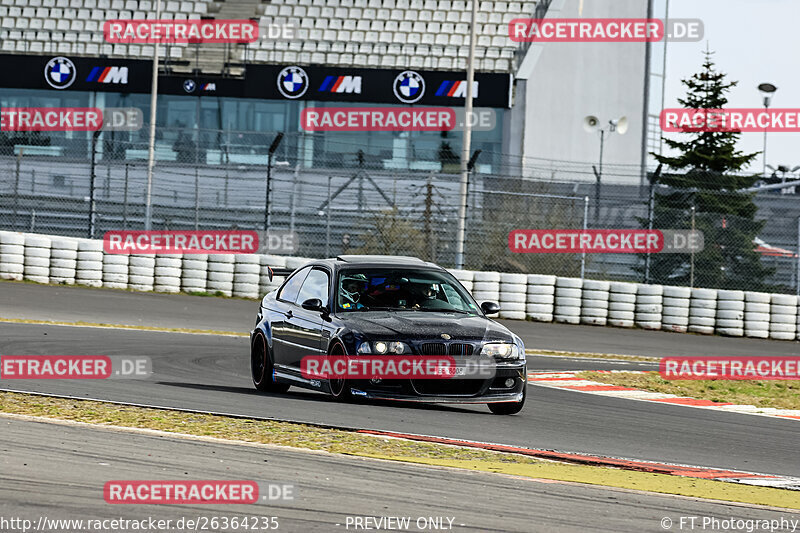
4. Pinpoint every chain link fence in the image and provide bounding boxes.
[1,128,799,294]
